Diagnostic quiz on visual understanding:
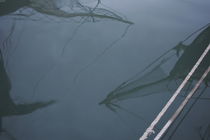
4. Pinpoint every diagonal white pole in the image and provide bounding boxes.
[139,44,210,140]
[154,66,210,140]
